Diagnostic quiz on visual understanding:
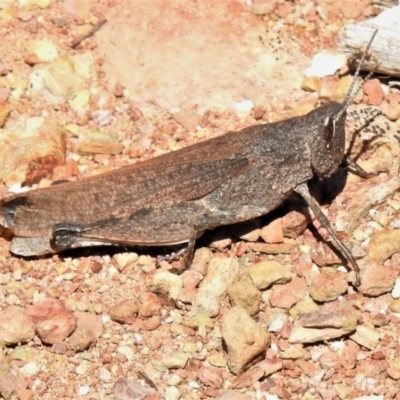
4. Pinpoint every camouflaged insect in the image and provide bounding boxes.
[0,31,383,286]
